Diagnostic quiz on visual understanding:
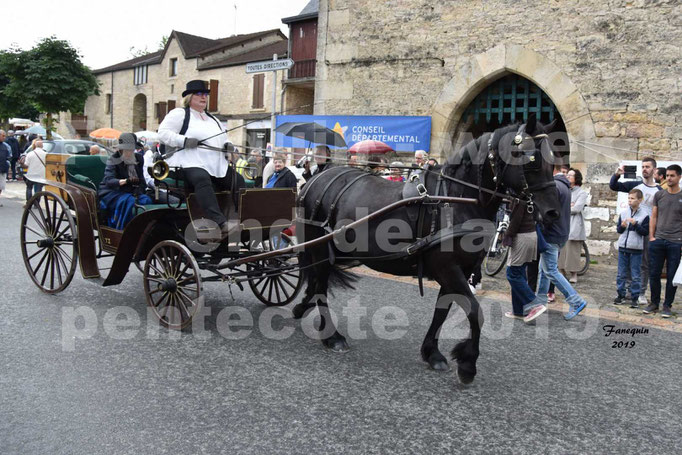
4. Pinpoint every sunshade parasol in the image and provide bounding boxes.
[89,128,122,140]
[21,125,63,139]
[348,140,394,155]
[275,122,347,147]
